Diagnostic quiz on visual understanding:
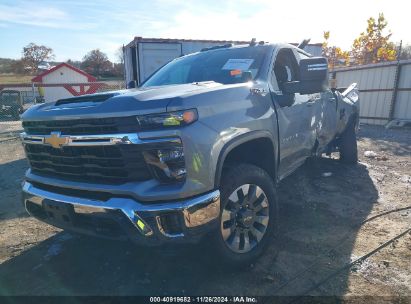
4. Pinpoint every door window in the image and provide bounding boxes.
[271,48,299,91]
